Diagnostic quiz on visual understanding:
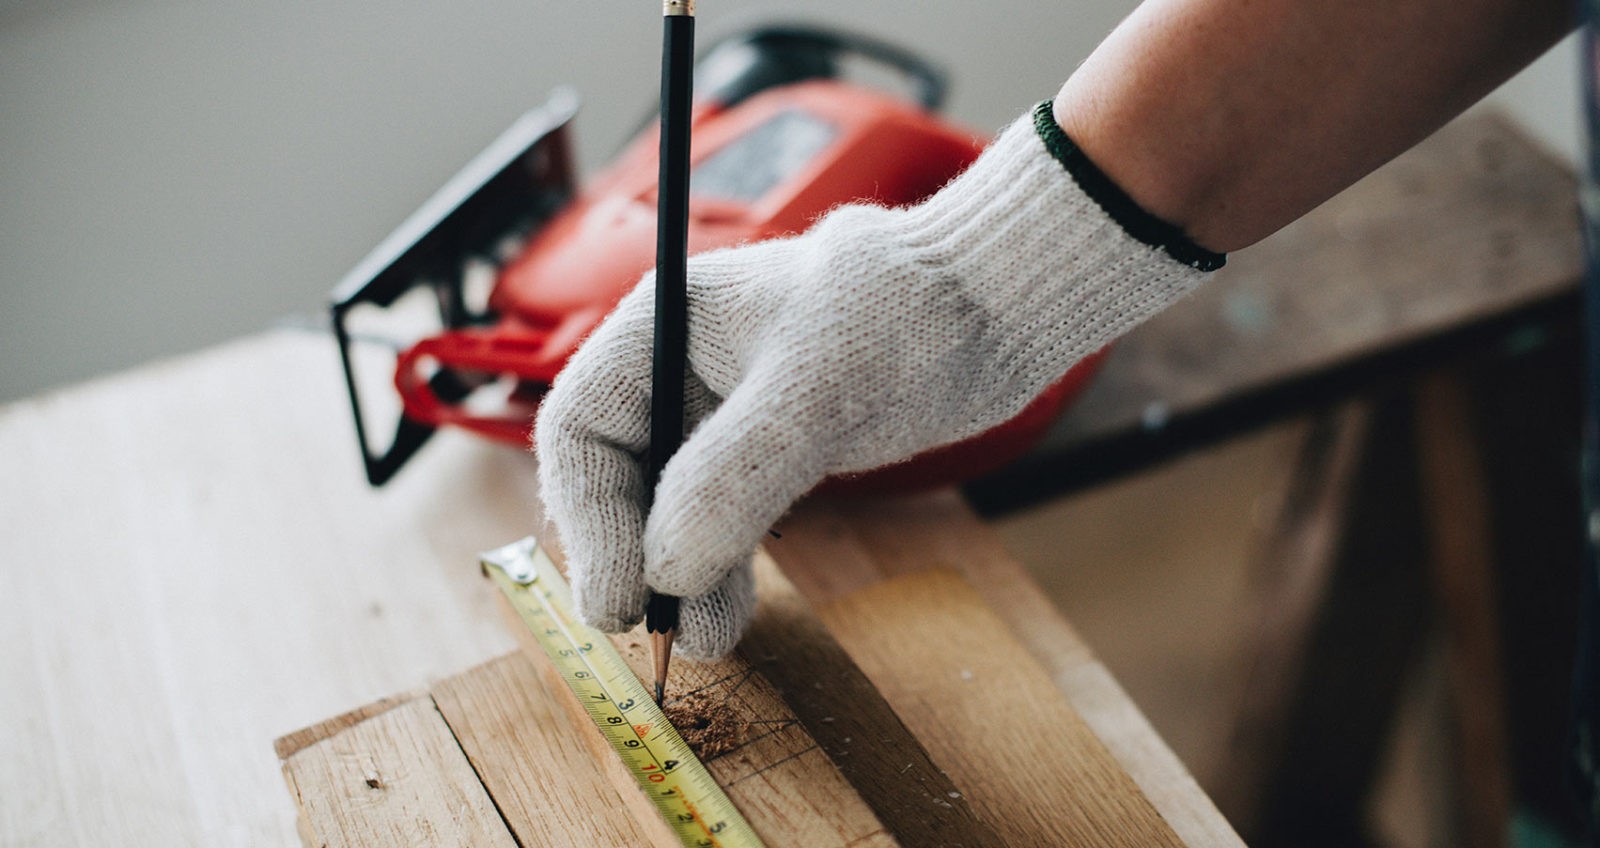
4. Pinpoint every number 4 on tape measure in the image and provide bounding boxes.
[482,537,766,848]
